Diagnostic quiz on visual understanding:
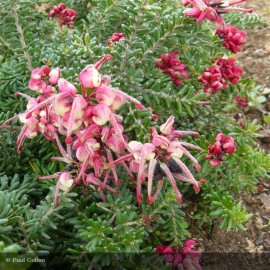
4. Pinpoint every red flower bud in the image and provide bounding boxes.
[216,24,246,53]
[156,51,189,87]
